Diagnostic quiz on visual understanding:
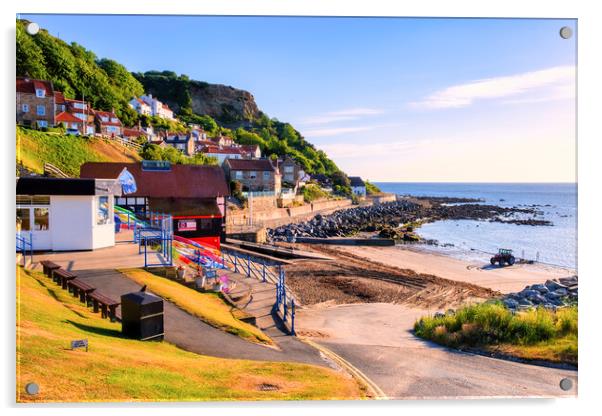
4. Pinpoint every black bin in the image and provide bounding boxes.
[121,291,164,341]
